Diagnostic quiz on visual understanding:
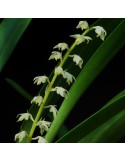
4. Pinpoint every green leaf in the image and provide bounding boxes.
[45,19,125,142]
[5,78,32,101]
[20,18,124,142]
[0,18,32,72]
[79,109,125,143]
[56,90,125,142]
